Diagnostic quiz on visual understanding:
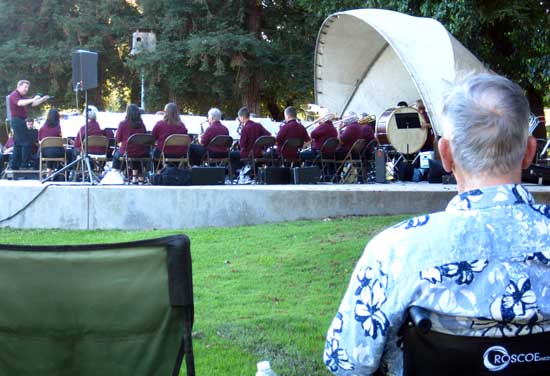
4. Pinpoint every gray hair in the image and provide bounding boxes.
[208,108,222,122]
[442,73,530,176]
[87,109,97,120]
